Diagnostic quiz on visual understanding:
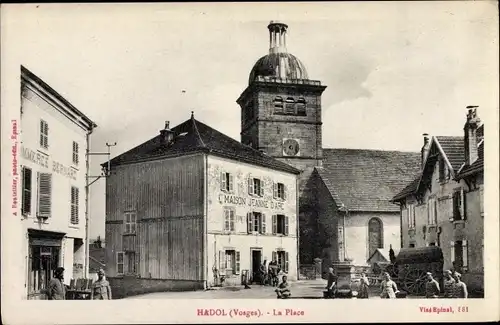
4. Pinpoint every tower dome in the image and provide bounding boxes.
[248,21,309,85]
